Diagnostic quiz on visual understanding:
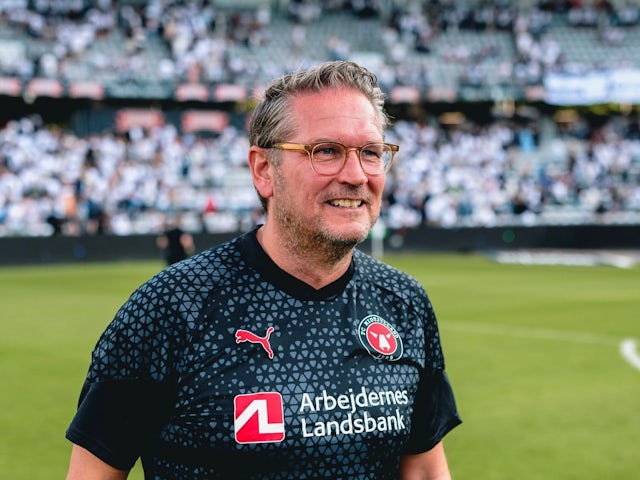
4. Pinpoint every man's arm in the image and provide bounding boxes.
[399,441,452,480]
[66,444,129,480]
